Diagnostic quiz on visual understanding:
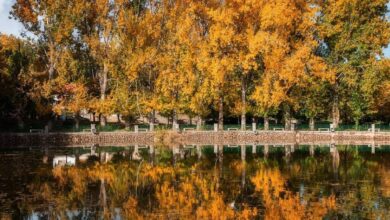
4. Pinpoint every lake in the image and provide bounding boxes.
[1,144,390,219]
